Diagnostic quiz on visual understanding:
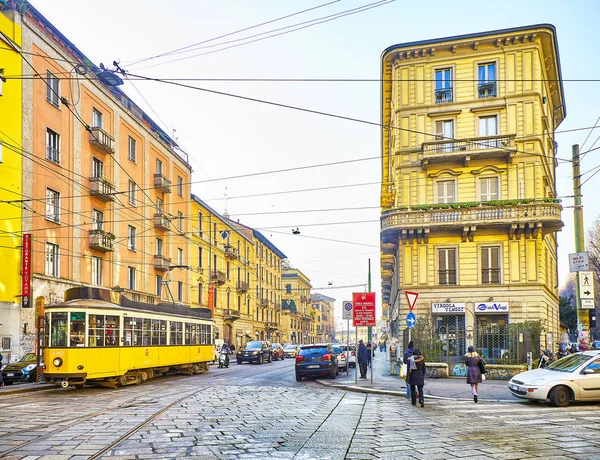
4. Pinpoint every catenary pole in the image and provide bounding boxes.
[572,144,590,344]
[368,258,373,384]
